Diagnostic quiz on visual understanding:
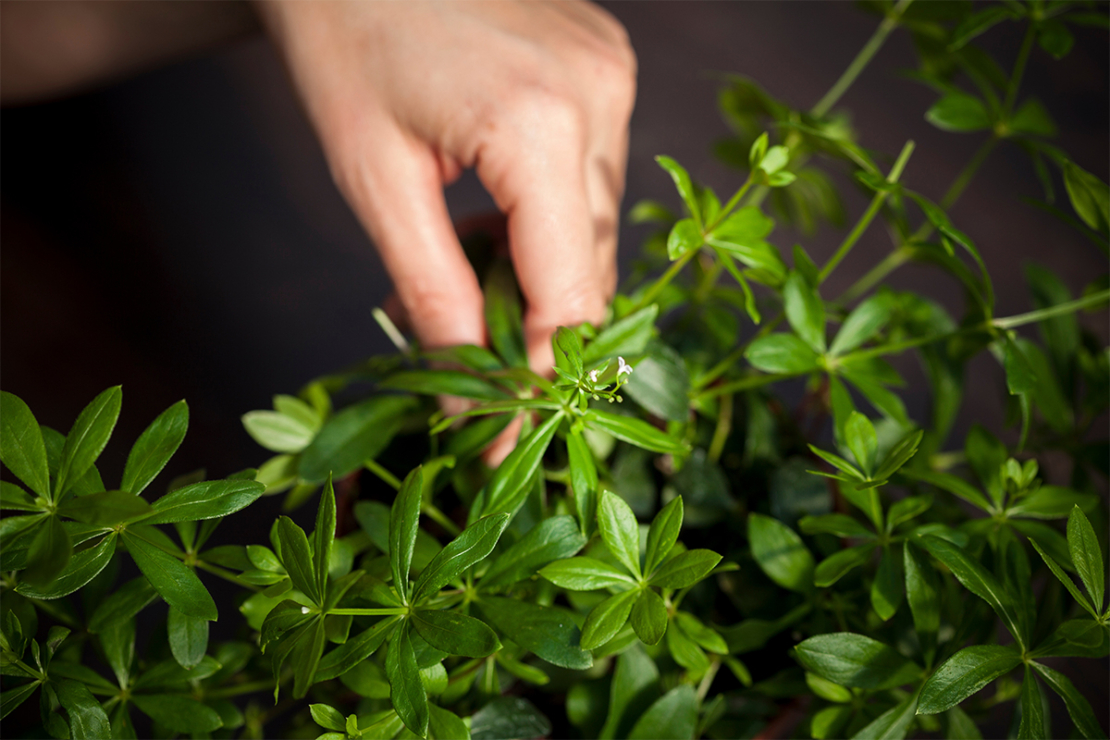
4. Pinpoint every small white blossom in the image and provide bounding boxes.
[301,607,310,614]
[589,369,599,383]
[617,357,633,376]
